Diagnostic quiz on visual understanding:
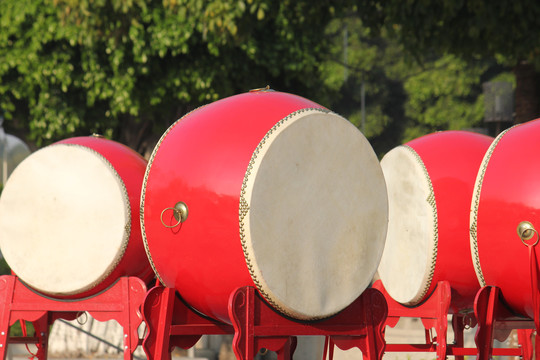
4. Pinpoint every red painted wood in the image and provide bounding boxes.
[0,275,146,360]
